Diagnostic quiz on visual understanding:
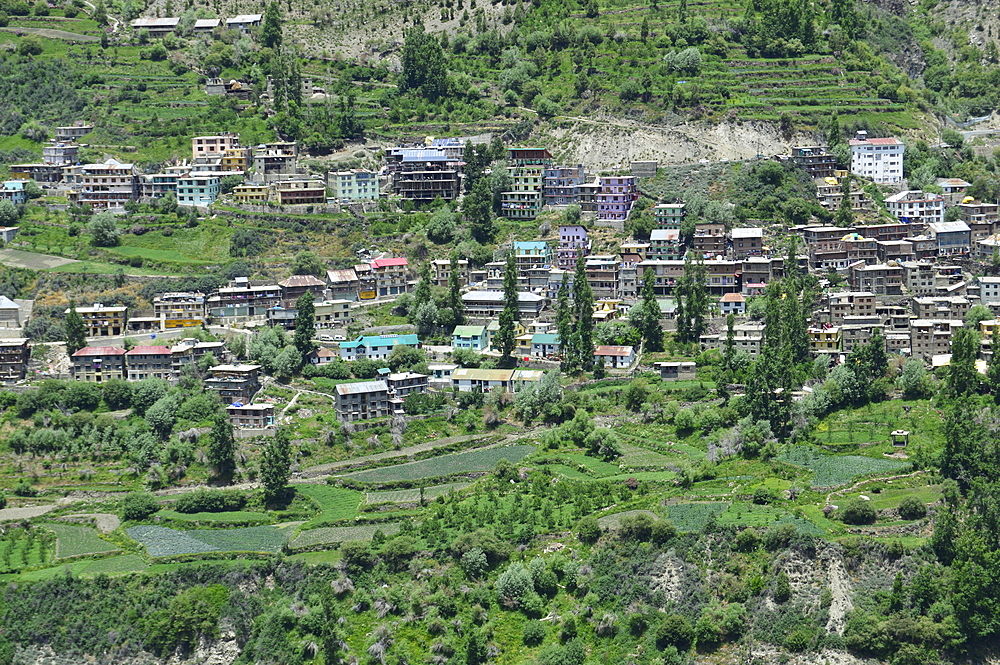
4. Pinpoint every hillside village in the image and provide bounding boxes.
[8,0,1000,663]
